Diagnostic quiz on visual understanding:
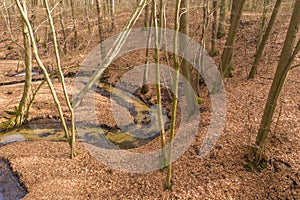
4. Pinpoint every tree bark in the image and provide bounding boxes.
[143,2,150,27]
[248,0,283,79]
[152,0,167,169]
[219,0,246,77]
[96,0,104,59]
[70,0,79,48]
[179,0,197,114]
[110,0,115,30]
[16,0,32,126]
[15,0,73,156]
[84,0,92,33]
[210,0,218,56]
[165,0,181,190]
[255,0,300,160]
[59,1,67,55]
[217,0,227,39]
[44,0,78,158]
